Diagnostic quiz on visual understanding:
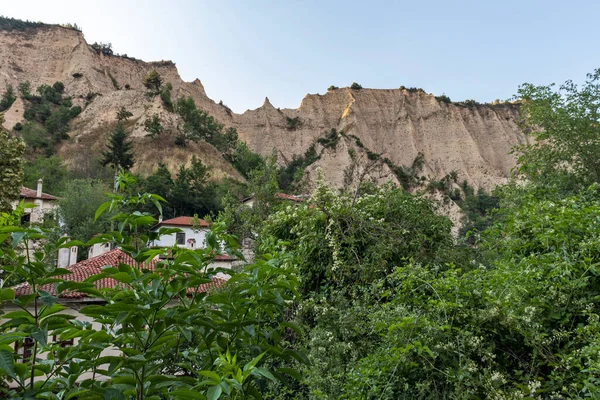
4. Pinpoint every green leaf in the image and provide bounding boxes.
[95,201,111,221]
[253,368,278,383]
[206,384,222,400]
[170,390,206,400]
[0,350,16,379]
[0,288,14,301]
[198,370,221,383]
